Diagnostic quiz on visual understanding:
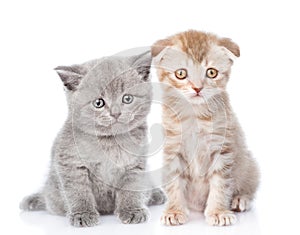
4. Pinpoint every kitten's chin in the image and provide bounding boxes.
[97,123,128,135]
[186,94,205,104]
[95,121,139,136]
